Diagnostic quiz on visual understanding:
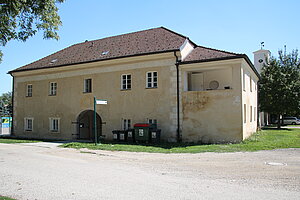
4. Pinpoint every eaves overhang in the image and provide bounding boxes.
[179,54,260,79]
